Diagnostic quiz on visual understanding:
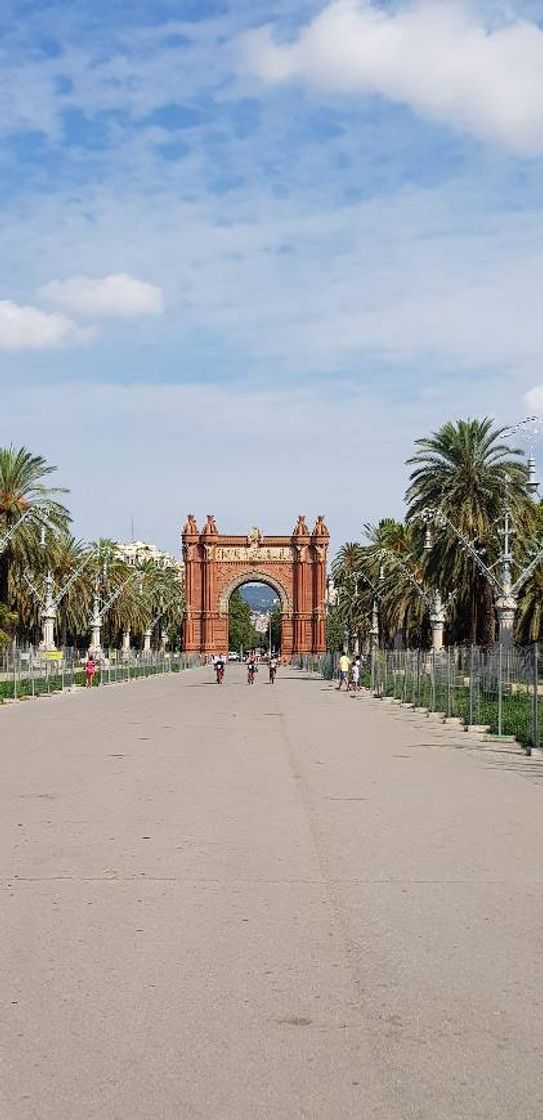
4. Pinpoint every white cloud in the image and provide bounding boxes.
[0,300,82,351]
[245,0,543,154]
[523,385,543,413]
[39,273,165,319]
[5,178,543,379]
